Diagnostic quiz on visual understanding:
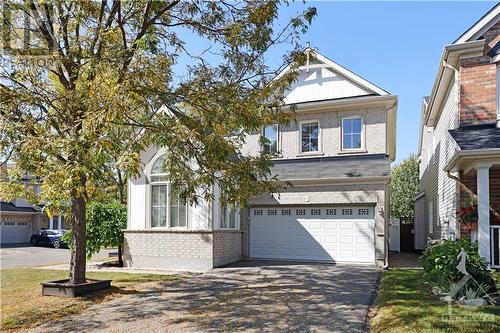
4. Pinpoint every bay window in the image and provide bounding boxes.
[149,155,187,228]
[221,204,238,229]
